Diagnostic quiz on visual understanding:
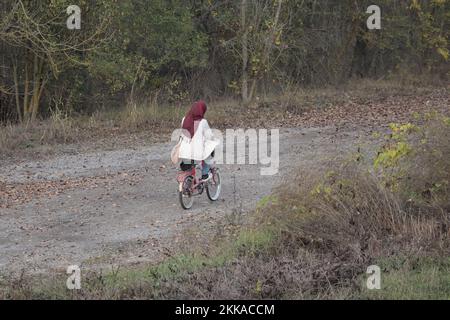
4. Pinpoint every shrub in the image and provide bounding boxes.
[374,112,450,208]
